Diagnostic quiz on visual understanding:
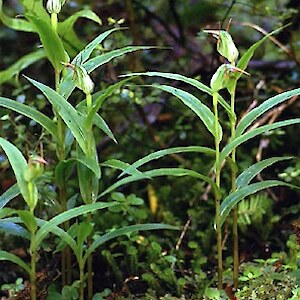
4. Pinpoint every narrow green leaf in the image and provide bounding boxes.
[72,27,124,65]
[101,159,130,170]
[101,159,146,177]
[99,168,220,199]
[25,76,87,153]
[0,0,33,32]
[60,46,153,99]
[35,218,79,260]
[0,250,31,275]
[0,138,29,205]
[0,208,16,219]
[0,184,20,209]
[220,119,300,165]
[220,180,299,226]
[55,159,76,187]
[236,27,286,77]
[58,9,102,55]
[0,50,46,84]
[26,15,68,72]
[151,84,221,140]
[76,146,100,203]
[236,88,300,137]
[21,0,50,20]
[34,202,117,251]
[0,220,30,239]
[84,223,178,263]
[121,71,234,119]
[119,146,215,178]
[18,210,37,233]
[77,156,100,179]
[236,157,293,188]
[0,96,57,137]
[84,46,154,73]
[93,114,117,143]
[59,28,125,97]
[77,221,93,249]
